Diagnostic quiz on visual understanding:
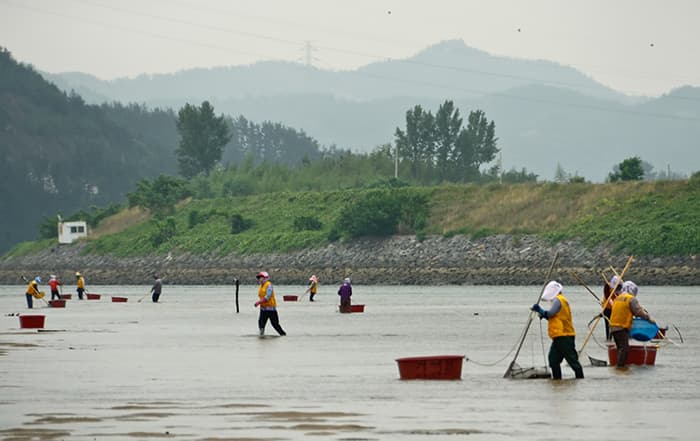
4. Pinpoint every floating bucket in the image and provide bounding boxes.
[86,293,101,300]
[630,318,659,342]
[49,299,66,308]
[111,296,128,303]
[60,294,72,300]
[19,315,46,329]
[350,304,365,313]
[396,355,464,380]
[282,295,298,302]
[607,343,658,366]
